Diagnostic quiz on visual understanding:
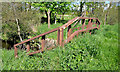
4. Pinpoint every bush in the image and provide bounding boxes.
[2,2,42,44]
